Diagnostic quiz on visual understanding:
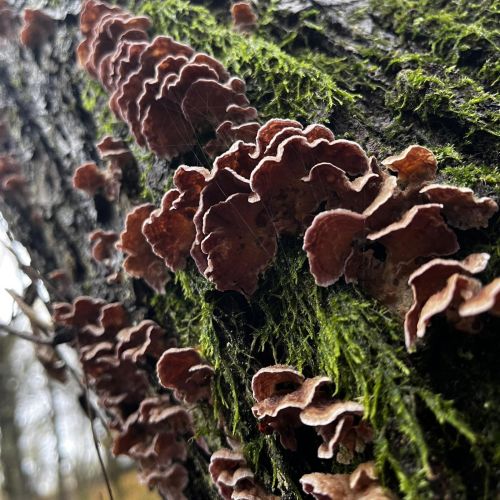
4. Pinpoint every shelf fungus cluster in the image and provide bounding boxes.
[301,461,395,499]
[126,118,497,348]
[73,135,134,201]
[251,365,372,464]
[78,0,259,158]
[51,296,214,498]
[209,447,278,500]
